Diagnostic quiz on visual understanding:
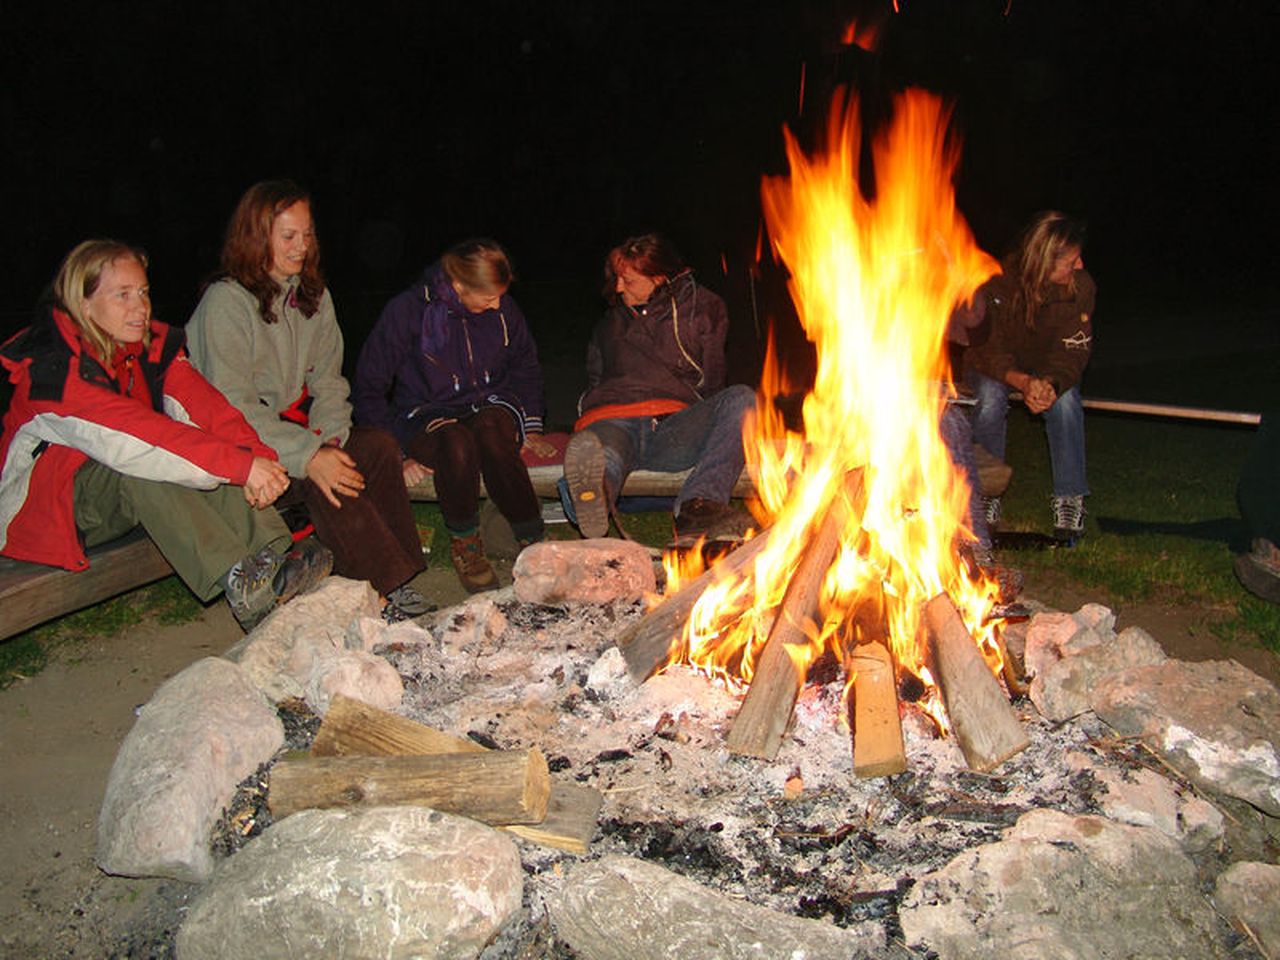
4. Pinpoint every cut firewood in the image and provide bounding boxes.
[848,641,906,777]
[923,592,1029,772]
[269,748,550,825]
[616,528,775,682]
[726,470,864,759]
[311,694,600,853]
